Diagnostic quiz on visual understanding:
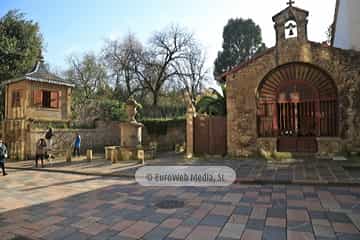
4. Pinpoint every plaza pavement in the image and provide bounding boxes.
[6,153,360,185]
[1,169,360,240]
